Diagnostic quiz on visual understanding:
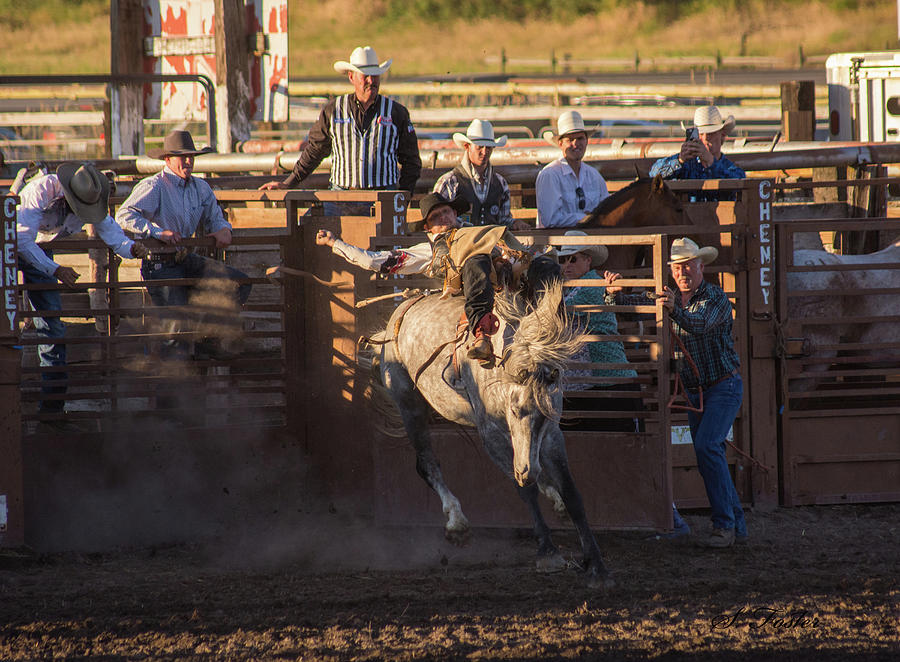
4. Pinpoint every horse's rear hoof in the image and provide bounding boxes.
[535,553,568,574]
